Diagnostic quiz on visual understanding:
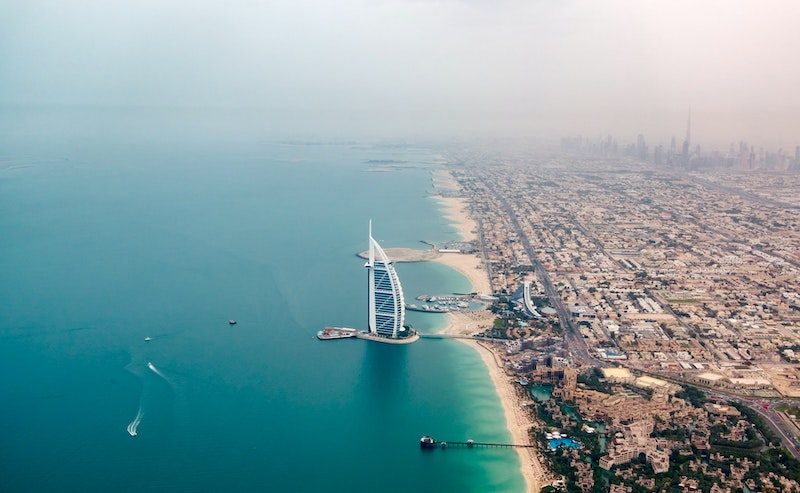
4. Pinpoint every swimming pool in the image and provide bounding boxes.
[548,437,581,450]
